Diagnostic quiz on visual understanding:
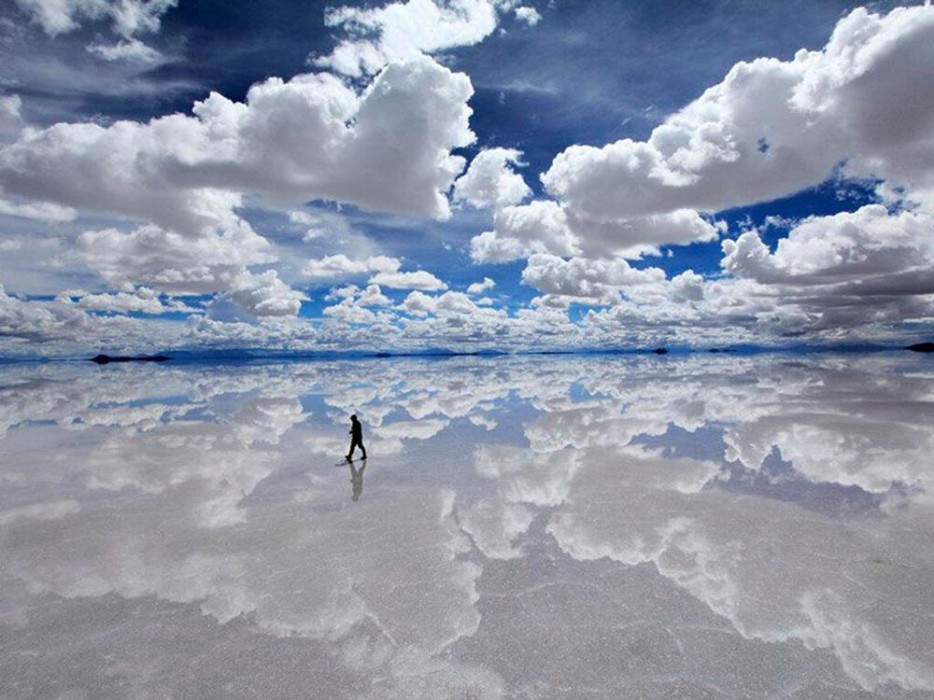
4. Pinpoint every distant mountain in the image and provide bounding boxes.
[907,342,934,353]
